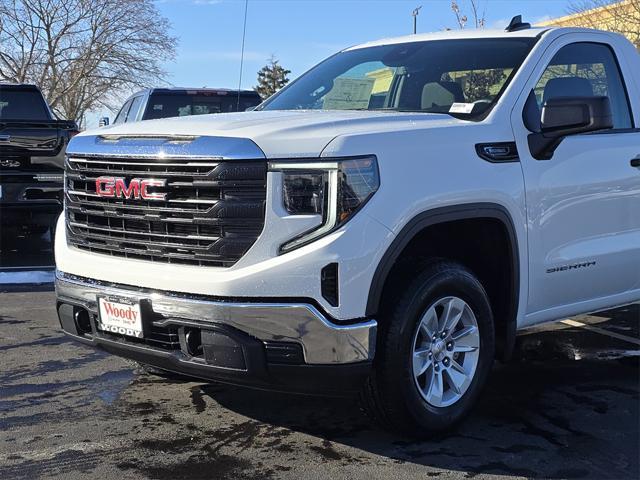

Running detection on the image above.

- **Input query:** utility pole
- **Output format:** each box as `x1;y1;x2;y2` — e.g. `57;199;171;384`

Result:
237;0;249;111
412;5;422;34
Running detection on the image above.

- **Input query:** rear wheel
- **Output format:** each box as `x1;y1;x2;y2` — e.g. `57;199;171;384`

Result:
361;260;495;436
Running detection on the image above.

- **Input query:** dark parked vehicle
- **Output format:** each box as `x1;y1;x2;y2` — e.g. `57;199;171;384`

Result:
103;88;262;126
0;84;78;246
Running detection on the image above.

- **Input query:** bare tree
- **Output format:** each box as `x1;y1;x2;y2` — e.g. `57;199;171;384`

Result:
0;0;177;125
451;0;486;29
566;0;639;49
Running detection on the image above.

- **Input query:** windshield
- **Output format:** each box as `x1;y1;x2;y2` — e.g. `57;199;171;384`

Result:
260;38;536;118
143;92;261;120
0;88;50;121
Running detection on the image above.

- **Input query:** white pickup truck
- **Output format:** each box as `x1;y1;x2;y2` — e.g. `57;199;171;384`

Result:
54;20;640;436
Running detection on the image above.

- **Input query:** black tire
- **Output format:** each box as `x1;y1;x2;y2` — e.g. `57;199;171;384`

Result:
360;260;495;436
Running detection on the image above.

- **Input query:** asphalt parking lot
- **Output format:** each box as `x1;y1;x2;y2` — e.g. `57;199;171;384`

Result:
1;236;639;480
0;284;638;480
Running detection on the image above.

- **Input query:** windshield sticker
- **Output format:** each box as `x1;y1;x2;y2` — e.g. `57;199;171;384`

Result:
449;102;475;114
322;77;375;110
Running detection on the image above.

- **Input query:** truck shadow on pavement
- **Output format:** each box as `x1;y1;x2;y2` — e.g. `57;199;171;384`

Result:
201;354;638;479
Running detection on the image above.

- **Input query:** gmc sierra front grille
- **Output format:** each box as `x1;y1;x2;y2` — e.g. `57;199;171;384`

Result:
64;156;267;267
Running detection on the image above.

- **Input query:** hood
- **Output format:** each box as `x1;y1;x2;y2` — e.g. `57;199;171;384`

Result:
80;110;464;158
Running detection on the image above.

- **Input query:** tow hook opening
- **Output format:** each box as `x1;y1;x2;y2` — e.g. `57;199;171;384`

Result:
57;303;93;337
183;327;203;358
74;308;92;334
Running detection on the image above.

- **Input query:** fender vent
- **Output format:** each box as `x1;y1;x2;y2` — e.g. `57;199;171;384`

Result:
321;263;339;307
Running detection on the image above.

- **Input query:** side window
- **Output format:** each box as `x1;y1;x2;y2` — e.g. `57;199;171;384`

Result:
535;42;633;129
126;96;144;122
114;99;133;125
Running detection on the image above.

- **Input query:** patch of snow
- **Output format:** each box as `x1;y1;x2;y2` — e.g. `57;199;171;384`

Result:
0;270;55;285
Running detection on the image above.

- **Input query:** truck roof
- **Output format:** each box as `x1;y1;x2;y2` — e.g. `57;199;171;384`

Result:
345;26;602;51
0;83;41;90
134;87;259;95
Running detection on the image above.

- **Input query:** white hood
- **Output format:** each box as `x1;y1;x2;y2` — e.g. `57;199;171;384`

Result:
82;110;463;158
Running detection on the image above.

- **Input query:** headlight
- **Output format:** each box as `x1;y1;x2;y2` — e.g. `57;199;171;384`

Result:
270;156;380;252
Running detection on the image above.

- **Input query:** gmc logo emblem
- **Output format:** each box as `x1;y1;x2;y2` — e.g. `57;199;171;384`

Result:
95;177;167;201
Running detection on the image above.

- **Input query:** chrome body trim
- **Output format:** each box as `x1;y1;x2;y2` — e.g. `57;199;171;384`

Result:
66;134;266;161
55;270;376;364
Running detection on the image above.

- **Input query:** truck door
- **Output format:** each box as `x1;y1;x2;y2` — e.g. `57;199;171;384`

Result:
510;36;640;323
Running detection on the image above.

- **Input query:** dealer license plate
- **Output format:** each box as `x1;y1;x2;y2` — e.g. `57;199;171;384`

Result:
98;297;144;338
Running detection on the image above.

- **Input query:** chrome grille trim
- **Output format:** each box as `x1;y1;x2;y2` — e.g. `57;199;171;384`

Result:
67;222;221;241
64;135;267;267
66;134;266;161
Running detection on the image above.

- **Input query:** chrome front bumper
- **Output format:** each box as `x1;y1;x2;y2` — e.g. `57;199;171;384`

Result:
54;271;376;365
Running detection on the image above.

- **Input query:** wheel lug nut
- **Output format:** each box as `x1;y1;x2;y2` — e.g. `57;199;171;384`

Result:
432;335;437;341
446;342;453;351
434;362;439;370
428;351;433;358
443;358;450;366
441;331;447;339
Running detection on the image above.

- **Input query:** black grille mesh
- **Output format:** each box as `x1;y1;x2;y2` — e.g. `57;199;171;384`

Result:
65;156;266;267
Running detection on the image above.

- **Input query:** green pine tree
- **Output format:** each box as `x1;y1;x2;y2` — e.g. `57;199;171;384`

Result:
255;55;291;99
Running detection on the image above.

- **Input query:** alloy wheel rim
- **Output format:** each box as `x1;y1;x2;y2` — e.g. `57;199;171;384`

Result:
411;296;480;408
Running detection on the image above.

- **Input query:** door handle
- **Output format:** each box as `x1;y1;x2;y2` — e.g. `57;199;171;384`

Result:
631;157;640;168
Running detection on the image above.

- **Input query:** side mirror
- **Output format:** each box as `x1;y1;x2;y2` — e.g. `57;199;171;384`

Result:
99;117;110;127
526;95;613;160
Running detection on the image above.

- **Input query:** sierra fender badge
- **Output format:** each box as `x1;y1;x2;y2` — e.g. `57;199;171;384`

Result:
547;261;596;274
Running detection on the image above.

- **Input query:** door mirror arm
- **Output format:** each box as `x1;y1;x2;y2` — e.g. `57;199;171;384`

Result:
523;92;613;160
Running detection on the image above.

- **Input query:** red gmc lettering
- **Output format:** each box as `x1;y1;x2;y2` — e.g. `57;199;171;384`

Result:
115;178;140;199
140;179;166;200
95;177;115;196
94;177;167;200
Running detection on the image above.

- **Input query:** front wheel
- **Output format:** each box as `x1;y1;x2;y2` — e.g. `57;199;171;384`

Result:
360;261;495;436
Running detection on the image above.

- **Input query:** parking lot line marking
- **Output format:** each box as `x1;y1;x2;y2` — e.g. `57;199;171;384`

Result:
561;319;640;347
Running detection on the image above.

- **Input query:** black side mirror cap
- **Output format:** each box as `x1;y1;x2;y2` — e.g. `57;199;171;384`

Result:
541;96;613;135
527;95;613;160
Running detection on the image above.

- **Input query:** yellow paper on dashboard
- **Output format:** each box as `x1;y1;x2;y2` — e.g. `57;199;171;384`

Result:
322;77;375;110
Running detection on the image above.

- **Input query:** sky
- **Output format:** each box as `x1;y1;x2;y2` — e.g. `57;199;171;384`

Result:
90;0;573;127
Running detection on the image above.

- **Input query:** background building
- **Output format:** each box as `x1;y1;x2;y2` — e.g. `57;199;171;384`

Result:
539;0;639;49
